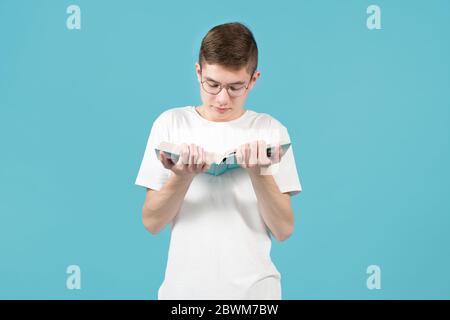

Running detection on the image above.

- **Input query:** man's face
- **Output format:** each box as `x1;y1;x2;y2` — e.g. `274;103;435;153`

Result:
195;62;260;122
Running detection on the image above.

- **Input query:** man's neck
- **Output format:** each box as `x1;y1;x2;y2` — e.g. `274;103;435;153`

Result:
196;105;246;122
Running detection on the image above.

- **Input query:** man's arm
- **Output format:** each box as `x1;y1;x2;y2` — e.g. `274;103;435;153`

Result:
248;172;294;241
142;174;194;235
142;143;211;235
236;140;296;241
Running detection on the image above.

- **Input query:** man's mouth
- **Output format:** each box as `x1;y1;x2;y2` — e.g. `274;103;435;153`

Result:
212;106;231;113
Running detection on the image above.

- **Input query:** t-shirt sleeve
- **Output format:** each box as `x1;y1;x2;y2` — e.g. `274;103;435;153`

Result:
135;111;172;190
268;123;302;196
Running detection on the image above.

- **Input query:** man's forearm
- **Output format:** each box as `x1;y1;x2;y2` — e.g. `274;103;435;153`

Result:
142;173;194;234
248;171;294;241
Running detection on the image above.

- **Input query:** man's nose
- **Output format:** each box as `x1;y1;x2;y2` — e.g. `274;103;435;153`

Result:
216;87;230;105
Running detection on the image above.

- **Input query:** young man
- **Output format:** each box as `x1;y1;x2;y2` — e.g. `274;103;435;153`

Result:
135;22;302;300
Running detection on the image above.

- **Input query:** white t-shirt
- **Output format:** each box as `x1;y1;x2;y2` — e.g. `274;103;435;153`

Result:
135;106;302;300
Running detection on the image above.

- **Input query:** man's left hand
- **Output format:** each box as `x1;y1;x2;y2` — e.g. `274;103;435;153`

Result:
235;140;284;175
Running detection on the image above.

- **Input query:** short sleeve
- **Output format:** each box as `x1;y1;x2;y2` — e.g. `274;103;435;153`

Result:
267;123;302;196
135;111;172;190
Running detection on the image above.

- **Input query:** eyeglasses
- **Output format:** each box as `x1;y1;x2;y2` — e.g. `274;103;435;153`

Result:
200;70;254;98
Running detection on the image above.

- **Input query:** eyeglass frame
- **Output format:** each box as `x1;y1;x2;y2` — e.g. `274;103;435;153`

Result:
199;66;255;97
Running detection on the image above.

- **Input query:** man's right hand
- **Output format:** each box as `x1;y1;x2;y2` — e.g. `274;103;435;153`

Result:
159;143;211;178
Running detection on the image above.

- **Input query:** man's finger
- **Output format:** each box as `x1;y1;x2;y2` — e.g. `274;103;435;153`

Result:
235;149;242;166
258;140;271;166
179;143;189;166
160;151;170;168
249;141;258;166
196;147;204;170
274;144;281;163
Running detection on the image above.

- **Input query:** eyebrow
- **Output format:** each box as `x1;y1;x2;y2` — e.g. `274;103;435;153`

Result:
205;76;246;85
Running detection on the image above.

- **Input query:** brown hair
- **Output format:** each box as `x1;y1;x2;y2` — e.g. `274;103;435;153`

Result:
198;22;258;76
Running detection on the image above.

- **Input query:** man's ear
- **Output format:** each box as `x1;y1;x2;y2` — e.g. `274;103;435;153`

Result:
195;62;202;83
247;70;261;91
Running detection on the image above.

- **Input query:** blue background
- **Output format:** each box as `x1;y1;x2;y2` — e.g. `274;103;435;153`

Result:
1;0;449;299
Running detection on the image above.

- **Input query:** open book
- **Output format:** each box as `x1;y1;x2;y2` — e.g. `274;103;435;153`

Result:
155;140;291;176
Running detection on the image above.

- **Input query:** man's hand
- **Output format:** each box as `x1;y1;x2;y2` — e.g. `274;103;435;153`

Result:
235;140;285;176
159;143;211;178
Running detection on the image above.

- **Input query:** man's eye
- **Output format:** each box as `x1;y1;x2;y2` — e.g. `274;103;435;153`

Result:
208;83;219;88
230;86;243;91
